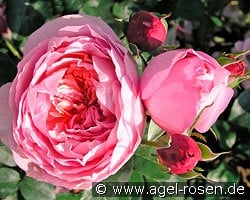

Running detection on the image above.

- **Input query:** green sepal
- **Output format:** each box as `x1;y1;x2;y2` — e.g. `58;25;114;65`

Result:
156;133;171;149
226;49;250;59
147;119;165;141
197;142;230;161
216;49;250;66
178;170;203;179
191;132;207;143
228;73;250;88
194;166;205;172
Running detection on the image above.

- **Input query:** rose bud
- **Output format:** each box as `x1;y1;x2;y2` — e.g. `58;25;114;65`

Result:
126;11;167;51
224;56;246;77
157;134;202;174
140;49;234;134
232;37;250;89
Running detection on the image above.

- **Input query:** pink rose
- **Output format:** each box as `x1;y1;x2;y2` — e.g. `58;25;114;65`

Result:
0;14;145;190
157;134;201;174
140;49;234;134
126;11;167;51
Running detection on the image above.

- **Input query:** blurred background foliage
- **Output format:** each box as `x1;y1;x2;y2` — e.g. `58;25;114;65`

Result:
0;0;250;199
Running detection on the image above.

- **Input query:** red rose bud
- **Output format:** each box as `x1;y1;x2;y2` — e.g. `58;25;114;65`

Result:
157;134;201;174
224;59;246;77
127;11;167;51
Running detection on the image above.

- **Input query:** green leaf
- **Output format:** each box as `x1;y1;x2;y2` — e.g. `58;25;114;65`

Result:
212;120;236;150
0;142;16;167
80;190;97;200
175;0;204;21
216;54;246;66
235;143;250;160
0;167;20;198
230;113;250;130
6;0;47;36
19;177;55;200
216;56;235;66
207;162;239;183
229;90;250;128
2;192;18;200
229;90;250;120
210;16;222;27
0;53;17;85
61;0;82;13
197;143;230;161
196;15;214;48
112;2;137;20
207;0;228;14
80;0;114;24
28;0;53;19
147;119;164;141
103;159;133;183
56;192;82;200
236;90;250;112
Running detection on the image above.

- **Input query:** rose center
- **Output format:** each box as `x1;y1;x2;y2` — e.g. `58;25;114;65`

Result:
45;52;115;133
55;66;98;114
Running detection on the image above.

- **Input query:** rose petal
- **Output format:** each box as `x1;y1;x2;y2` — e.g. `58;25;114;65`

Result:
0;83;13;147
195;86;234;132
24;14;120;55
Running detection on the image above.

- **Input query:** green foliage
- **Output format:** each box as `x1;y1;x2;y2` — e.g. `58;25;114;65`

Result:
212;120;236;150
0;52;17;85
207;162;239;183
6;0;47;36
19;177;56;200
0;167;20;198
80;0;114;24
175;0;205;21
56;192;82;200
112;1;137;20
0;142;16;167
229;90;250;130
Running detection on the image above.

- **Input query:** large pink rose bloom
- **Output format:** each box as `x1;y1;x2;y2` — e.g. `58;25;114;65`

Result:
0;14;145;189
140;49;233;134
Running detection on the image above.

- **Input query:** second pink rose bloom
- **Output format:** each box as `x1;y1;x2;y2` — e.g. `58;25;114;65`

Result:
140;49;234;134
